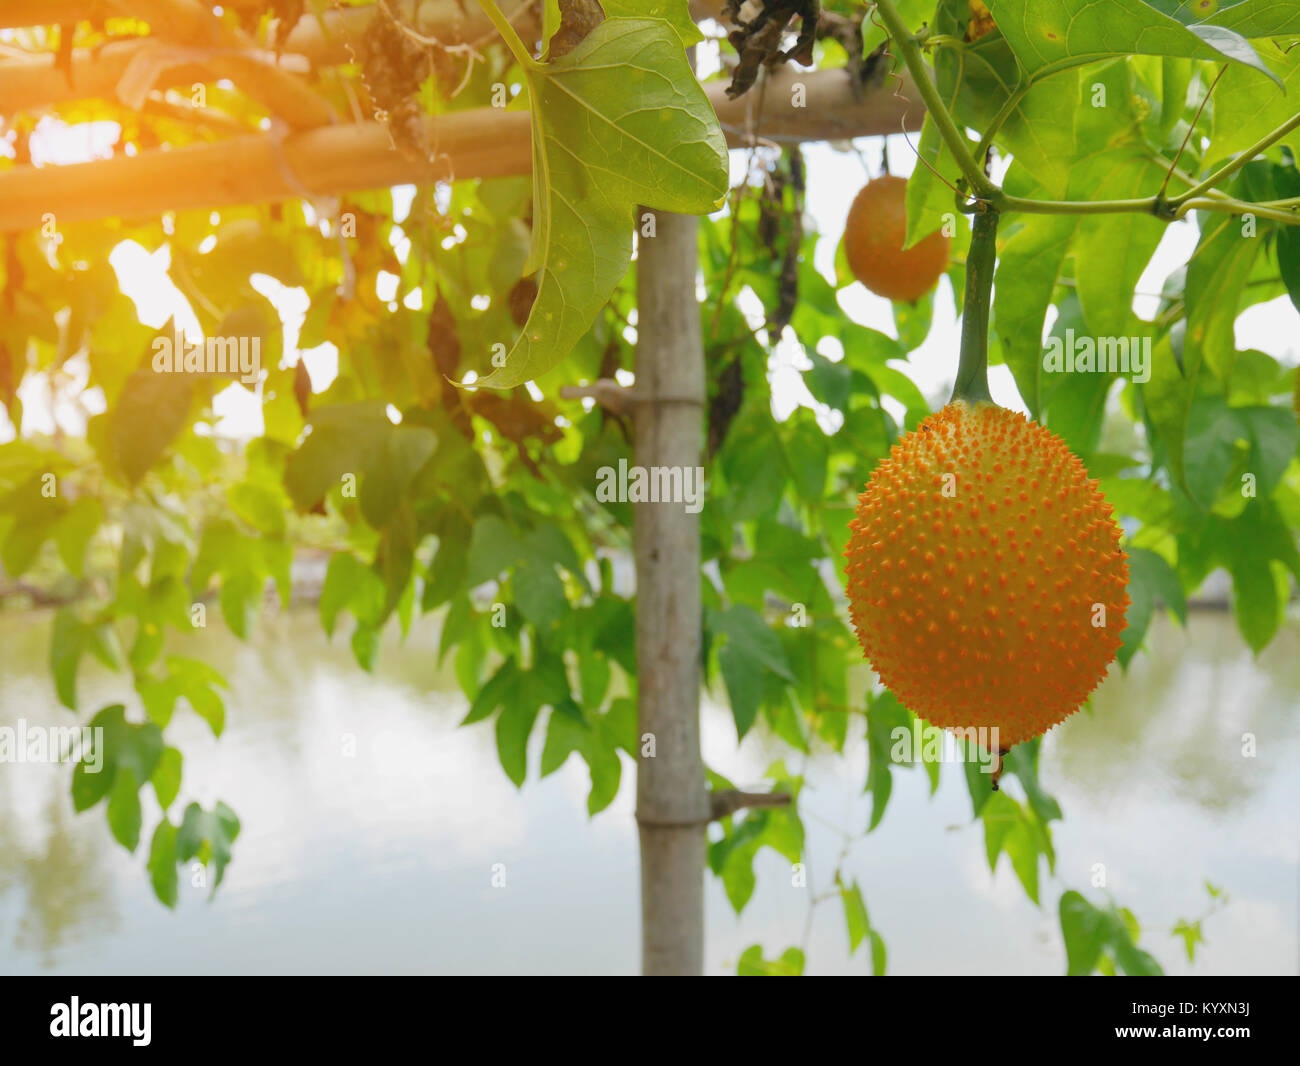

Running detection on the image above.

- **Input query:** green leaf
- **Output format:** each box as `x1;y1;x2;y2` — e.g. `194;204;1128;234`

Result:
54;496;104;577
1059;890;1110;975
1002;738;1064;824
361;426;436;528
50;607;88;710
1147;0;1300;38
841;881;870;954
718;638;762;738
148;819;179;907
472;18;728;387
985;0;1282;86
71;704;164;812
1240;405;1299;494
320;551;386;636
905;104;970;250
710;605;796;681
0;473;66;577
539;709;622;814
1111;926;1164;975
514;560;568;628
865;690;911;831
1172;918;1203;962
1120;547;1187;665
496;693;540;788
720;426;787;522
374;500;418;623
228;481;287;537
1184;397;1246;508
467;514;524;585
175;800;240;896
1142;333;1196;489
982;792;1049;903
152;746;182;811
708;604;796;739
110;367;193;485
602;0;702;46
869;930;888;976
737;944;805;976
168;656;228;736
283;403;392;511
893;290;934;351
351;623;381;671
782;419;829;504
1069;158;1166;339
1185;211;1263;384
1209;37;1300;162
464;658;521;725
994;212;1076;419
1229;541;1280;651
106;767;143;851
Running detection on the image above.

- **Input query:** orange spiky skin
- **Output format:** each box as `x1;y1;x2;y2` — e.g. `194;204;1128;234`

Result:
844;401;1130;749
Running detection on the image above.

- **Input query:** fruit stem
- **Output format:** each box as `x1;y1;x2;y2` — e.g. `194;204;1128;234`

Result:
950;207;998;405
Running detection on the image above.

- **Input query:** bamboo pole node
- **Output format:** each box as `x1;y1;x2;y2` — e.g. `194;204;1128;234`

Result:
559;379;705;414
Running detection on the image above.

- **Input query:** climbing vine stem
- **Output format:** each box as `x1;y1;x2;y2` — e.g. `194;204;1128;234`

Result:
872;0;998;203
950;207;998;405
477;0;537;71
871;0;1300;225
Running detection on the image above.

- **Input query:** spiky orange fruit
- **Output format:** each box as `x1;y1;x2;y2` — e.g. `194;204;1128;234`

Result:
844;401;1130;749
844;175;949;303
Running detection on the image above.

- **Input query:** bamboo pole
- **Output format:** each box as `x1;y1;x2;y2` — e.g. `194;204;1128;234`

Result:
634;207;709;977
0;68;916;232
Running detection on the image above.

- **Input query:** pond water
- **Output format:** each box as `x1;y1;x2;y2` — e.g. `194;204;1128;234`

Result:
0;605;1296;975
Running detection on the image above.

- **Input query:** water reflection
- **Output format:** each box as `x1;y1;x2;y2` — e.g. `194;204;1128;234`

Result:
0;788;117;965
0;605;1295;975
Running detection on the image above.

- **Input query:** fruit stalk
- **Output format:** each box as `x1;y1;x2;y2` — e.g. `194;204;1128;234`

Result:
950;207;998;405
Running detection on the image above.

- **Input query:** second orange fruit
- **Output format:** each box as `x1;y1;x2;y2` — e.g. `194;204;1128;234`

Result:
844;175;949;303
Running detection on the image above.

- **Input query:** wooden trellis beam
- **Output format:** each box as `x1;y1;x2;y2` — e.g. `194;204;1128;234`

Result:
282;0;542;65
0;109;530;232
0;65;918;232
97;0;335;128
2;0;271;30
0;2;558;123
0;0;539;37
0;38;318;123
0;3;766;123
